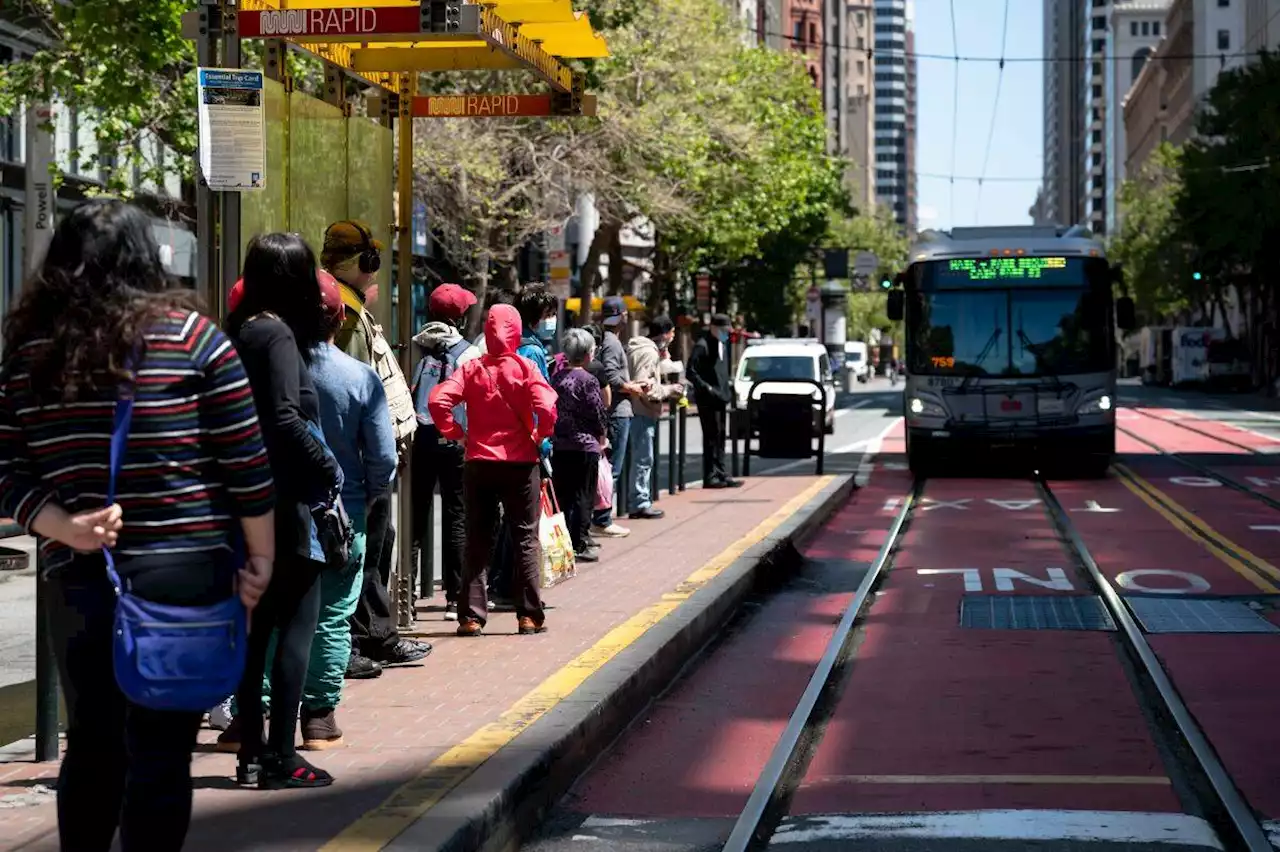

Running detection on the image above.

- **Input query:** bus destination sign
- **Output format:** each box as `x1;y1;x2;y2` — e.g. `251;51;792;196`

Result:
946;256;1068;281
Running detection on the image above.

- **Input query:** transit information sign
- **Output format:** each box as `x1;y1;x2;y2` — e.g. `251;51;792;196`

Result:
239;7;422;40
944;256;1070;282
413;94;597;118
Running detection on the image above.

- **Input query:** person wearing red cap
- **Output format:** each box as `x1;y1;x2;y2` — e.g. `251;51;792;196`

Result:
409;284;480;621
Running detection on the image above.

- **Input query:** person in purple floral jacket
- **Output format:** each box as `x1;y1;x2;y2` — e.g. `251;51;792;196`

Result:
550;328;609;563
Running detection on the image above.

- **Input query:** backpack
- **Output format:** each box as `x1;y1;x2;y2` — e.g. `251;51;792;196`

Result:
351;303;417;446
412;336;472;431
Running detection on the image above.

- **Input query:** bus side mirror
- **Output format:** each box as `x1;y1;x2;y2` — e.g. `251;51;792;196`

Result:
1116;296;1137;332
886;290;904;322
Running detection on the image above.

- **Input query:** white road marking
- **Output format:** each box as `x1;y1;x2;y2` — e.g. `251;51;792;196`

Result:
769;810;1224;848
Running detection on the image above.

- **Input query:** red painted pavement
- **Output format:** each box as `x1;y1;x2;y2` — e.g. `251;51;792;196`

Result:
1137;407;1280;452
564;470;911;818
1120;407;1253;455
790;478;1179;816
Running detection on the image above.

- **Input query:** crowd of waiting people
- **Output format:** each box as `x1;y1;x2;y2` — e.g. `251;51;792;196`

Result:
0;199;741;851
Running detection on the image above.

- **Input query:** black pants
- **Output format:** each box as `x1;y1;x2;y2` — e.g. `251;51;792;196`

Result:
699;403;728;483
48;551;232;852
236;553;324;762
349;490;400;657
411;428;466;603
461;461;544;626
552;449;598;553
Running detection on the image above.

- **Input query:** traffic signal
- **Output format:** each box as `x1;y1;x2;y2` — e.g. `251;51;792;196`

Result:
1192;271;1203;281
880;278;892;290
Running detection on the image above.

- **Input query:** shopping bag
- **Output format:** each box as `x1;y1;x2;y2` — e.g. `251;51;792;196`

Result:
540;480;577;589
595;455;614;511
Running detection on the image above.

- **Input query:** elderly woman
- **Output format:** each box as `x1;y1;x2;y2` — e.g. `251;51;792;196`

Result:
550;328;609;563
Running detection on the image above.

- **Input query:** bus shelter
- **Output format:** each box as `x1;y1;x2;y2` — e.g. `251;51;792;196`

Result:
188;0;607;628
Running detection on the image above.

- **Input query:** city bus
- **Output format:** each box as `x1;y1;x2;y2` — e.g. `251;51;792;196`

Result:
885;225;1136;477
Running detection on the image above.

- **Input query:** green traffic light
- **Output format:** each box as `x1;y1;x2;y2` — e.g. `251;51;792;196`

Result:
1192;271;1203;281
880;278;892;290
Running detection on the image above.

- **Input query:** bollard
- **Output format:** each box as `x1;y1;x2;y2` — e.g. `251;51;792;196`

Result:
668;405;678;496
728;407;740;479
677;406;688;491
34;559;59;762
652;415;661;505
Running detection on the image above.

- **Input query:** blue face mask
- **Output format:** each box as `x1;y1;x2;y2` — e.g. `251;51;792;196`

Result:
717;329;730;342
537;317;558;337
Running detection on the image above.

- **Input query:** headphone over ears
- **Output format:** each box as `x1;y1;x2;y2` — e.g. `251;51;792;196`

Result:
329;220;382;275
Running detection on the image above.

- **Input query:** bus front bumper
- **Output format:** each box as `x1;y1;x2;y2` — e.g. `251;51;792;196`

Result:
907;423;1115;457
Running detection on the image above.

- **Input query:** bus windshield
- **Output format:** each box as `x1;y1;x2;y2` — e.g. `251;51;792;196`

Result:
907;257;1112;377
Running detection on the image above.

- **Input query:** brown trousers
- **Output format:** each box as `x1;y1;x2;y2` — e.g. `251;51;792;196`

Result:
461;460;544;625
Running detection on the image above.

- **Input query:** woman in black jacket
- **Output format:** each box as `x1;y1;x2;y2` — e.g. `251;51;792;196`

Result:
226;233;343;789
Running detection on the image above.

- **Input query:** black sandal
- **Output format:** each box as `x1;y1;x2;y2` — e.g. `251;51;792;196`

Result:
259;753;334;789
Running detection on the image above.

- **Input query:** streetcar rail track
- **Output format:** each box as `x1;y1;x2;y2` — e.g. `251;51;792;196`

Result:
1039;477;1274;852
721;471;1274;852
1128;405;1267;456
1118;408;1280;515
720;477;923;852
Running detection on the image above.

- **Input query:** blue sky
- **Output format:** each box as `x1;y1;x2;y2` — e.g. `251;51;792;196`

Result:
911;0;1043;231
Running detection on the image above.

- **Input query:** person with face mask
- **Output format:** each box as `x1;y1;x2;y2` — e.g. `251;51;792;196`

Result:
625;316;685;519
687;314;742;489
514;283;557;381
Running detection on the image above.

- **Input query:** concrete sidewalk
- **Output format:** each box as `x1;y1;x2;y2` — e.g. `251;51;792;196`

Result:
0;470;855;852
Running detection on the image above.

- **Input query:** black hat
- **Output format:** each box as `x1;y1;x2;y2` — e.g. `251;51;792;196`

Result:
710;313;732;327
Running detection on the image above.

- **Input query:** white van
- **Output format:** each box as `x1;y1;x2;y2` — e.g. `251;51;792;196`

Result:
733;339;836;435
843;341;869;383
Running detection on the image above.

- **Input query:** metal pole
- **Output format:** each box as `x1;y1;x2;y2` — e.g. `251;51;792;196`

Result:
667;402;677;496
728;405;739;479
218;0;241;317
25;88;59;761
678;405;687;491
195;0;220;312
394;71;416;629
651;414;661;505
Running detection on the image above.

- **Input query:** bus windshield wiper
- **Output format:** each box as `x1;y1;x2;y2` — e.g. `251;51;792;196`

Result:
958;328;1001;391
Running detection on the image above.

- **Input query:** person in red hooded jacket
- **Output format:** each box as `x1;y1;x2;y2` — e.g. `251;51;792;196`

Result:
428;304;558;637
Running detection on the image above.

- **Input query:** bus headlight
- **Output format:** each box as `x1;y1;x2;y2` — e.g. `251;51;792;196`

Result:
1077;394;1113;415
908;397;946;418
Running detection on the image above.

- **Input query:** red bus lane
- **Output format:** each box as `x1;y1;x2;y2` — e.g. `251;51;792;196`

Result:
559;465;914;823
1135;406;1280;454
1069;463;1280;824
786;478;1190;838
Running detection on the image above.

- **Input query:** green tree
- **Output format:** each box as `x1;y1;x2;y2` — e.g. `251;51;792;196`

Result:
1109;142;1193;323
829;207;909;341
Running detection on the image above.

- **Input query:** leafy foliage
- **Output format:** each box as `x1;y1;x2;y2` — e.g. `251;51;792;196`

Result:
829;208;909;340
1109;143;1192;322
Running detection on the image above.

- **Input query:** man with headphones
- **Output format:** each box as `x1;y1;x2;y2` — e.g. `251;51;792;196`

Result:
322;220;430;672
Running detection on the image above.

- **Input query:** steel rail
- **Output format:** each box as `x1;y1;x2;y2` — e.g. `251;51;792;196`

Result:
1130;405;1264;456
1038;479;1274;852
720;478;923;852
1117;421;1280;515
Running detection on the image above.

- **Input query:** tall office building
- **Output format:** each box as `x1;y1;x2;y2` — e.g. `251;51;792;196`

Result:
1041;0;1086;229
873;0;916;232
843;2;876;211
1245;0;1280;54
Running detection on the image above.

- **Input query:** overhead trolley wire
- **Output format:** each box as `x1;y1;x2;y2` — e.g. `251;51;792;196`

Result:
918;158;1274;184
948;0;960;227
975;0;1011;223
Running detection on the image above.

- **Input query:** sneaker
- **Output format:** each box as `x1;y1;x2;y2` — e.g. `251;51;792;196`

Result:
591;523;631;538
345;654;383;680
457;618;483;637
444;602;458;621
208;696;234;731
300;707;344;751
628;507;665;520
518;616;548;635
372;638;432;667
575;548;600;563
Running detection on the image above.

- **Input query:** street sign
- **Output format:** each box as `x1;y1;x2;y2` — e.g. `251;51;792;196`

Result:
805;286;821;323
196;68;266;191
854;250;878;277
413;93;597;118
240;6;422;40
823;248;849;280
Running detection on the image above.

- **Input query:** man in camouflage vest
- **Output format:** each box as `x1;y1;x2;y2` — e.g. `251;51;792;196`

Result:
322;220;430;674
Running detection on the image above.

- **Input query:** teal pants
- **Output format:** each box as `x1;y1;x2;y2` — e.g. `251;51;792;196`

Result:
232;516;368;715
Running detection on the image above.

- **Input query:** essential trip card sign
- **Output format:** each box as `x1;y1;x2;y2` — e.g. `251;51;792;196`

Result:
197;68;266;192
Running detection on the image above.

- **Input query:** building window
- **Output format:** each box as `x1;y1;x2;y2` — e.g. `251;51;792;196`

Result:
794;21;803;43
809;22;817;43
856;11;864;27
1093;15;1106;30
856;36;864;49
1218;0;1229;6
1093;62;1103;78
1093;38;1105;52
856;59;865;74
1153;21;1160;35
1092;84;1103;99
1218;29;1230;49
857;84;865;96
1132;46;1152;80
1130;21;1138;36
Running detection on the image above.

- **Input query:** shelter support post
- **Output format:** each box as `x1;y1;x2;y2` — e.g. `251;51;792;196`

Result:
395;71;417;630
218;0;242;316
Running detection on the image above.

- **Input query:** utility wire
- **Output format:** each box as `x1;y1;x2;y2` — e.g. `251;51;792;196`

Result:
918;158;1274;183
975;0;1011;223
948;0;959;228
763;27;1274;65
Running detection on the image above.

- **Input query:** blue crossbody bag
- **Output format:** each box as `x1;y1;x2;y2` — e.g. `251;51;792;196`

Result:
105;377;248;712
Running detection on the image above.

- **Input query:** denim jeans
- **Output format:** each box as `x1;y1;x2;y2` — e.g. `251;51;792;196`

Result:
628;414;657;511
593;415;632;527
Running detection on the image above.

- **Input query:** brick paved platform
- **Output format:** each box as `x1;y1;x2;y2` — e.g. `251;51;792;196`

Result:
0;471;850;852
